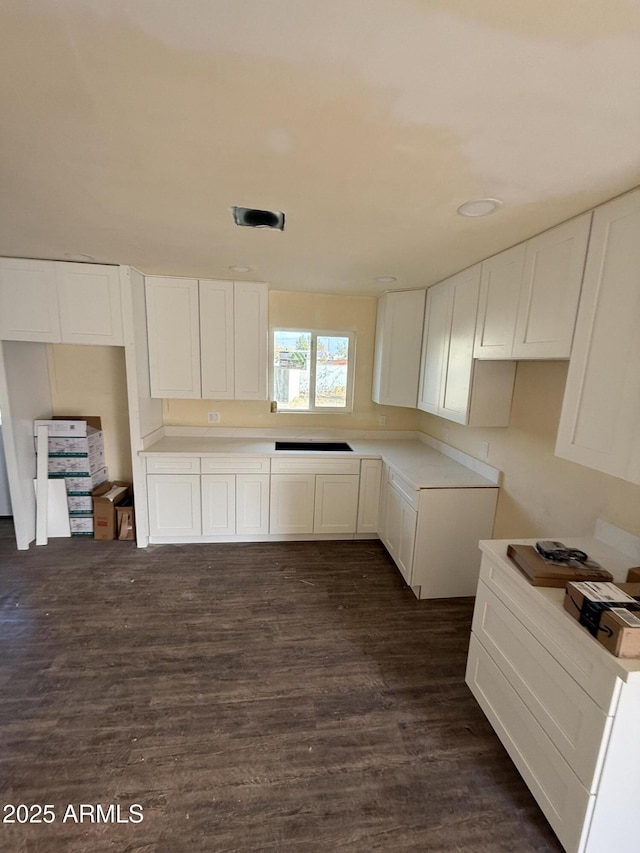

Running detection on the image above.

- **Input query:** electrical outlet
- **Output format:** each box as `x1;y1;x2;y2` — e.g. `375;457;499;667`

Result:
378;415;386;426
480;440;490;459
207;412;220;424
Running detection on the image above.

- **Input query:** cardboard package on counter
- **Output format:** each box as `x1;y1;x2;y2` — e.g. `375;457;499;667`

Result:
92;481;131;540
564;581;640;658
507;544;614;587
626;567;640;583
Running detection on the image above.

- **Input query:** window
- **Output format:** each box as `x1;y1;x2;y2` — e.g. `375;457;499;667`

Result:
272;329;355;413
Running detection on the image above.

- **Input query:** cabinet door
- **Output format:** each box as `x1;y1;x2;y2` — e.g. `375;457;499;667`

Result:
146;276;201;398
236;474;270;535
200;280;234;399
201;474;236;535
269;474;315;534
313;474;359;534
372;289;426;407
384;484;417;585
234;281;268;400
512;213;591;359
55;262;123;345
357;459;382;533
474;245;526;359
556;189;640;483
439;265;481;423
0;258;61;342
417;280;450;414
147;474;202;537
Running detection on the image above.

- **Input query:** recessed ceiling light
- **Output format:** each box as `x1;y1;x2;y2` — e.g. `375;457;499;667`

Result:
375;276;397;284
64;253;95;262
229;265;252;273
457;198;503;217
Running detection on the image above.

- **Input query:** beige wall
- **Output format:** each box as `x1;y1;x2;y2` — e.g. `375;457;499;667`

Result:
47;344;133;482
164;290;419;431
418;360;640;539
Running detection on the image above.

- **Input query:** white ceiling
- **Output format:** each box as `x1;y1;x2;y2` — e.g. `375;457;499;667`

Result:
1;0;640;295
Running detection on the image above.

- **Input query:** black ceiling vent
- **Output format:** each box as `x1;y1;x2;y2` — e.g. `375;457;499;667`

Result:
232;207;285;230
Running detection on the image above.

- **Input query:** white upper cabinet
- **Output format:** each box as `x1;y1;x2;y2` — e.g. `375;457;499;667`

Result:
555;189;640;484
55;262;123;345
418;265;515;426
475;214;591;361
0;258;123;345
146;277;268;400
474;245;526;359
372;289;426;408
512;213;591;359
233;281;268;400
0;258;61;342
146;276;201;399
200;280;234;399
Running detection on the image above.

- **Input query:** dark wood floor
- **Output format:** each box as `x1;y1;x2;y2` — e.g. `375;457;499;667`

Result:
0;518;561;853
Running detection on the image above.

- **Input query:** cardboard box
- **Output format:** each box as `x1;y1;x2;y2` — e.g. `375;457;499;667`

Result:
116;506;136;540
67;494;94;515
33;416;102;438
36;427;104;457
564;581;640;658
51;468;109;496
69;516;94;536
626;567;640;583
92;481;131;540
47;448;106;475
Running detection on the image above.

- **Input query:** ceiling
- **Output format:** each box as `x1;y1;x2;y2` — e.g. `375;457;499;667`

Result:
1;0;640;295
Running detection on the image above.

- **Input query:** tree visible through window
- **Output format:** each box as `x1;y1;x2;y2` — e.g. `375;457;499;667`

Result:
272;329;355;412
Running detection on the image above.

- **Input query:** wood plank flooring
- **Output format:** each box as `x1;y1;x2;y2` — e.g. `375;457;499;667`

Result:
0;519;561;852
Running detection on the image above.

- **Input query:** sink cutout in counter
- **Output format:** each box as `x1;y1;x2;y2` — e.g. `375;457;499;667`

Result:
274;441;353;452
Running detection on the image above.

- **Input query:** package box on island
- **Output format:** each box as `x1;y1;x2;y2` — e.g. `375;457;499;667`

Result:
563;581;640;658
93;482;131;541
33;416;102;438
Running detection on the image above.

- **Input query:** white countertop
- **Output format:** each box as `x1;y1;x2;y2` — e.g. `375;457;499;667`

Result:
140;436;499;490
480;538;640;679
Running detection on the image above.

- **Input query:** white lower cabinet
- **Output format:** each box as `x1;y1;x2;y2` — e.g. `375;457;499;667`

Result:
357;459;382;533
147;474;202;538
236;474;270;535
467;542;640;853
201;474;236;535
269;474;316;534
379;466;498;598
313;474;359;534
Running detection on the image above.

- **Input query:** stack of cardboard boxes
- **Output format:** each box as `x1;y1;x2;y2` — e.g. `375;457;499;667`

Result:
34;417;134;539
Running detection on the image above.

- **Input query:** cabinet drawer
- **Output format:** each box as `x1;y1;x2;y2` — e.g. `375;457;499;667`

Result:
388;468;417;510
473;582;611;790
270;456;360;475
466;636;594;853
480;555;619;712
201;456;270;474
146;456;201;475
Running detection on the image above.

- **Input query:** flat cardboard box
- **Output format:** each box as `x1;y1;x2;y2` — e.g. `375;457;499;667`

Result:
564;581;640;658
507;544;613;587
33;416;102;438
93;481;131;540
116;506;136;541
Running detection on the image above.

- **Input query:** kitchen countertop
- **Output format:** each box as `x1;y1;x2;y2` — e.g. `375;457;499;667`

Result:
141;436;499;490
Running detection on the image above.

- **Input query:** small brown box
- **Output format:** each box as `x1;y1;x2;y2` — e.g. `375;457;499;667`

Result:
597;607;640;658
626;567;640;583
92;481;131;540
116;506;135;541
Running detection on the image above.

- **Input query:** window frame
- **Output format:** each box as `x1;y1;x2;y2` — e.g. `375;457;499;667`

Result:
270;327;356;414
